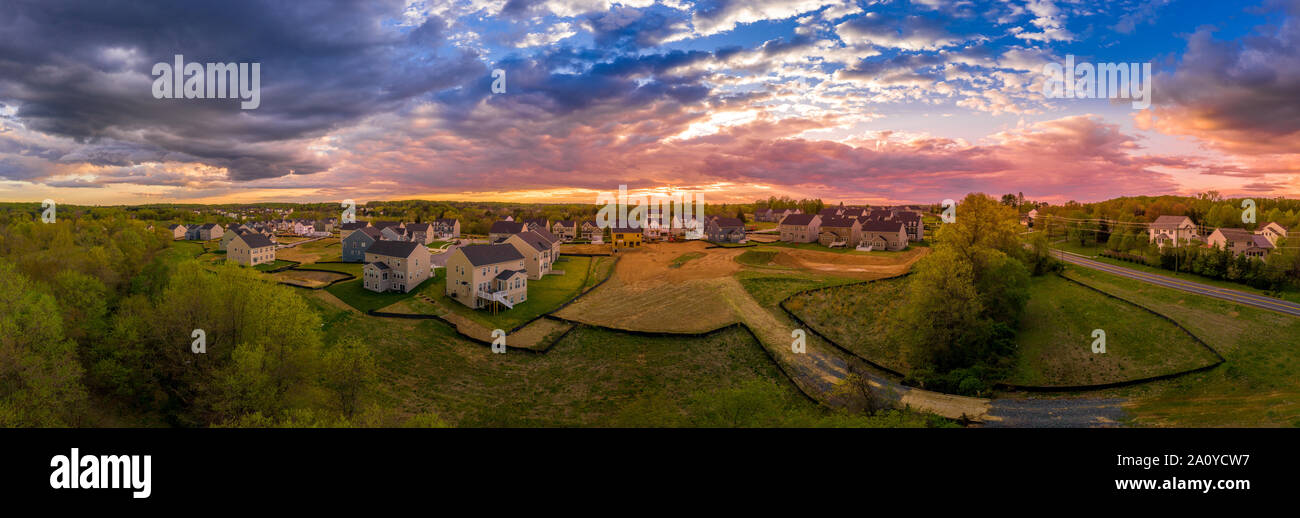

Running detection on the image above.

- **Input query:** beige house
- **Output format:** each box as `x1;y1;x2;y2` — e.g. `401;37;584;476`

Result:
430;218;460;239
444;244;528;309
818;216;860;248
859;220;909;251
1148;215;1199;246
1207;228;1273;259
551;220;578;241
167;224;187;240
405;223;436;244
779;214;821;243
1258;221;1289;245
227;232;276;267
362;240;432;293
502;231;555;279
580;220;603;242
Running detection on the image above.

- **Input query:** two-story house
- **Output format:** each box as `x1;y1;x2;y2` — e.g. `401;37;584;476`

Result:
1148;215;1200;247
227;232;276;267
705;217;746;243
444;244;528;309
778;214;821;243
362;240;432;293
342;227;382;262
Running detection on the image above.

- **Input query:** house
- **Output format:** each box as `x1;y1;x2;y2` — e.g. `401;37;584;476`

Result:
523;218;550;232
611;227;642;248
489;220;527;242
187;223;224;241
444;244;529;309
818;216;860;248
502;231;556;279
342;227;382;262
580;220;603;242
313;220;334;233
551;220;578;242
430;218;460;239
292;220;315;236
219;228;250;251
1207;228;1273;259
405;223;436;244
859;220;909;251
167;224;187;240
757;208;801;222
362;240;432;293
227;232;276;267
893;211;924;242
779;214;821;243
1258;221;1289;245
370;221;403;234
706;217;746;243
339;221;369;240
1148;215;1199;246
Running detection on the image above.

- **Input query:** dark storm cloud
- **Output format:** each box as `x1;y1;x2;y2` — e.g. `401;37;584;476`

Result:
0;0;485;180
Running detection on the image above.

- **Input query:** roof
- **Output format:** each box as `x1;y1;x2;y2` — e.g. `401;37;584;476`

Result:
367;261;390;271
893;211;921;222
495;269;525;280
490;221;527;234
554;220;577;227
345;227;381;242
168;224;185;230
458;244;525;266
432;218;458;225
780;214;818;226
821;215;859;228
236;233;275;248
531;227;560;245
366;240;422;258
340;222;368;230
510;231;553;253
200;223;221;230
1251;235;1275;249
1215;228;1255;241
405;223;432;232
611;227;641;234
1151;215;1193;228
712;217;745;229
371;220;402;230
1261;221;1288;232
861;220;906;233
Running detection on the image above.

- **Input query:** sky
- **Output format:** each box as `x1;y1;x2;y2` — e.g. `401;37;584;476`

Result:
0;0;1298;206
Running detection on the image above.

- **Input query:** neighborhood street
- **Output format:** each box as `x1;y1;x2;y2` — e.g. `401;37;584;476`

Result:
1053;250;1300;318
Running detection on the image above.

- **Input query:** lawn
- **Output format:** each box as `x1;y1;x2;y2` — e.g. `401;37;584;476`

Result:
669;252;705;268
1006;274;1220;387
253;259;296;271
1062;266;1300;427
735;250;778;267
325;264;422;313
426;255;594;330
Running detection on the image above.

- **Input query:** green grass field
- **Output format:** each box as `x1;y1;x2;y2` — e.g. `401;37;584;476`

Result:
784;277;909;371
306;294;941;427
1061;266;1300;427
253;259;296;271
1050;242;1300;304
1006;274;1220;387
735;269;860;307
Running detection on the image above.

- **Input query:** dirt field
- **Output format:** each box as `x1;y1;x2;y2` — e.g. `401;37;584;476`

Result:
767;246;928;279
560;243;613;255
271;268;350;288
277;238;342;263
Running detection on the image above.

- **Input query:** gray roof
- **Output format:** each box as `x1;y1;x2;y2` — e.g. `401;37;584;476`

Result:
511;231;552;253
712;217;745;229
406;223;432;232
459;244;525;266
780;214;817;226
1251;235;1275;249
371;220;402;230
531;227;560;244
366;240;422;258
368;261;390;270
821;215;858;228
237;233;275;248
490;221;526;234
340;222;368;230
1151;215;1193;228
495;269;525;280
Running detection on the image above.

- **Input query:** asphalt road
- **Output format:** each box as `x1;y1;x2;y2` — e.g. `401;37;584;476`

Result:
1053;250;1300;318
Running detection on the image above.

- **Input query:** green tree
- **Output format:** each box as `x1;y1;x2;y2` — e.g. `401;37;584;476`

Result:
0;260;88;426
